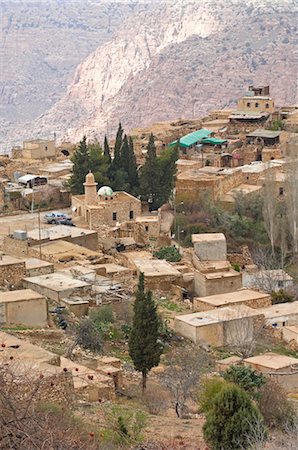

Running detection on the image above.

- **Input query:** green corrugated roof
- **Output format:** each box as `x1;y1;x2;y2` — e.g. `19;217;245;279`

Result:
179;128;213;148
200;137;228;145
167;140;178;148
168;128;213;148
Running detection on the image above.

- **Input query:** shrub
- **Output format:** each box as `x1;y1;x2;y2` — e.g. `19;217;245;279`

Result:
143;384;170;415
271;290;294;304
203;384;267;450
258;379;297;430
103;405;147;445
268;119;284;131
223;365;266;399
153;246;181;262
198;377;227;414
231;263;241;272
90;305;114;324
75;318;103;353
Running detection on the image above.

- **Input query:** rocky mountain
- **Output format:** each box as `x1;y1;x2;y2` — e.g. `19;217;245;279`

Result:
0;0;142;151
1;0;297;151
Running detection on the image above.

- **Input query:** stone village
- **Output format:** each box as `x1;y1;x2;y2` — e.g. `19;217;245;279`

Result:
0;85;297;445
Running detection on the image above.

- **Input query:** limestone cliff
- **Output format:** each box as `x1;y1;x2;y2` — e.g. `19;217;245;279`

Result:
1;0;297;150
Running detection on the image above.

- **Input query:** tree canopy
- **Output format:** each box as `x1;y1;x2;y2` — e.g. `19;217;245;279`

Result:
129;273;163;391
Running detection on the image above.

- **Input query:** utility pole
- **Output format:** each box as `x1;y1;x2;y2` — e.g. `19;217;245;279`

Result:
38;209;42;260
31;187;34;214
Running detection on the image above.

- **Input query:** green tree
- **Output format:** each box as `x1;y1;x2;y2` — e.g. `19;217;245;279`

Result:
103;134;111;164
129;273;163;392
203;384;267;450
69;136;90;194
112;122;123;171
88;141;110;187
127;136;139;195
223;365;266;399
157;145;178;206
140;133;160;210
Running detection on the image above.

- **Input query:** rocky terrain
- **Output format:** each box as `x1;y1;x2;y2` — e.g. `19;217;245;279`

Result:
1;0;297;150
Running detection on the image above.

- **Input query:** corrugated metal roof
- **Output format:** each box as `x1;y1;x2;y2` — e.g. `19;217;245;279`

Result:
246;129;281;139
179;128;212;148
201;137;228;145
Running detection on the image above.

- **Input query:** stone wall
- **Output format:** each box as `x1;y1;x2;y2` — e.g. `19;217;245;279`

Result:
3;236;29;257
193;269;242;297
0;260;26;287
4;297;48;327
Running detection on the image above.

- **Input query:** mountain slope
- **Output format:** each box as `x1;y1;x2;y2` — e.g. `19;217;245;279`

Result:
1;0;297;149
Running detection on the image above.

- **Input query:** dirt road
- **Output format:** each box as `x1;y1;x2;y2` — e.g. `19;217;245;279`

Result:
0;208;71;246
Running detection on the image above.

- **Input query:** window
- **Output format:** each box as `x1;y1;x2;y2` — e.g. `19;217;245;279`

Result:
277;280;284;288
279;187;284;196
255;102;259;108
265;103;269;109
246;176;249;180
145;225;149;232
112;212;117;221
247;102;251;107
45;146;48;151
129;210;134;220
282;321;286;327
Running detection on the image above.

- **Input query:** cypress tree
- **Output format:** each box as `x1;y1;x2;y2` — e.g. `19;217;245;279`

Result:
127;136;139;195
120;134;129;173
103;135;111;164
113;122;123;171
129;273;163;392
69;136;90;194
88;141;110;187
140;133;160;210
203;384;267;450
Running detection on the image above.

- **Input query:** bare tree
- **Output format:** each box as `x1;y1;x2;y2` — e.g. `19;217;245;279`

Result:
226;312;266;358
160;347;210;418
285;136;298;254
263;168;279;255
0;359;99;450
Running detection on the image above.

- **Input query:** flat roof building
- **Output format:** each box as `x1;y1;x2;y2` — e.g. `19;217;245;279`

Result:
244;352;298;392
194;289;271;312
175;305;263;347
0;255;26;287
23;272;91;301
192;233;227;261
134;258;181;291
257;301;298;328
246;129;281;146
0;289;48;327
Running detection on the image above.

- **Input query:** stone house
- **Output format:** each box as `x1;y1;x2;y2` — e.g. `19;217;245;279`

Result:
244;352;298;392
193;289;271;312
23;272;92;302
11;139;56;159
0;255;26;287
3;225;98;257
174;305;264;347
72;173;142;229
237;85;275;114
256;301;298;328
0;289;48;327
